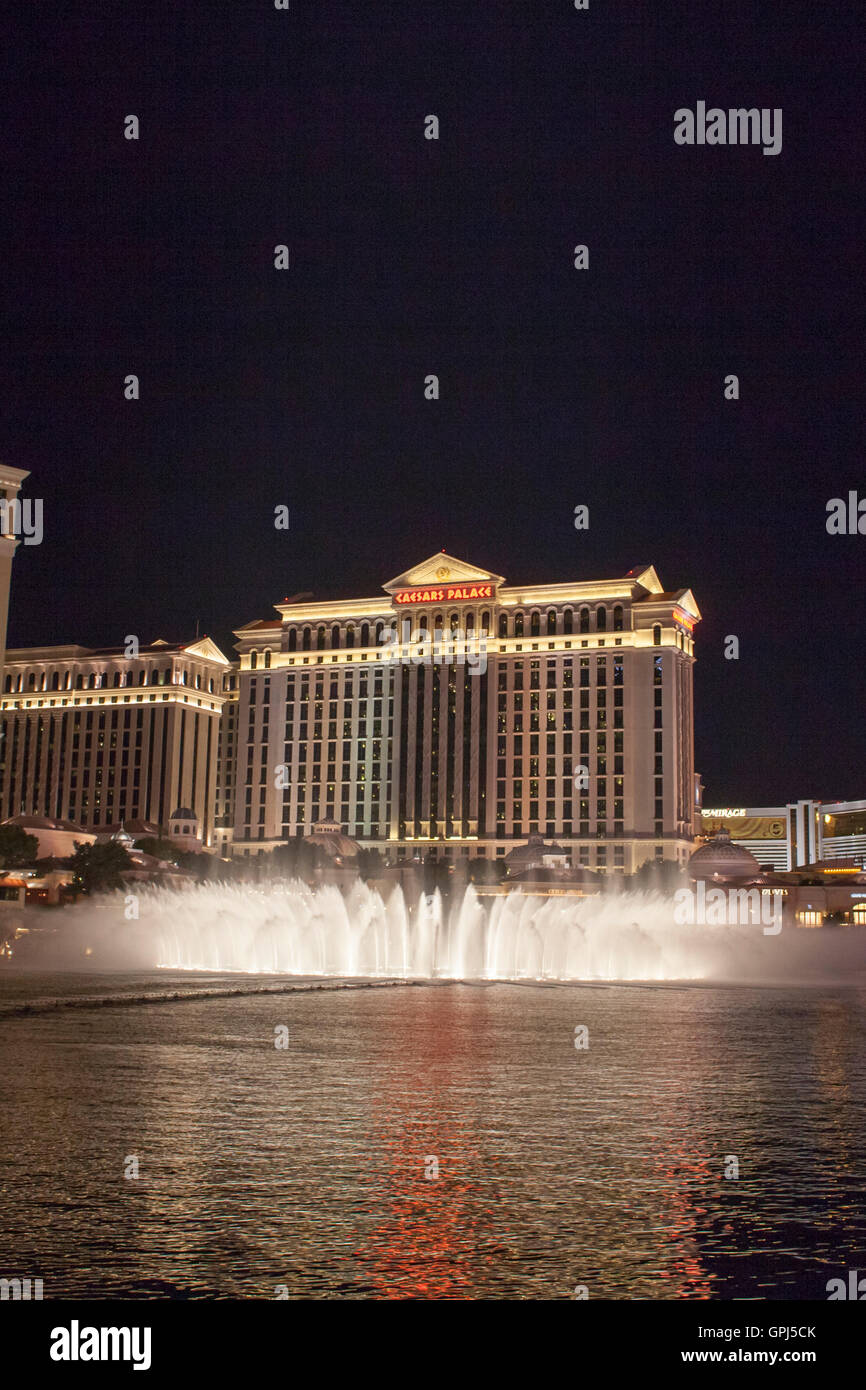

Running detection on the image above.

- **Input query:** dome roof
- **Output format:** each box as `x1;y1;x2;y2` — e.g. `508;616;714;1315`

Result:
305;818;360;859
504;835;569;869
3;814;85;833
689;828;761;880
169;808;196;820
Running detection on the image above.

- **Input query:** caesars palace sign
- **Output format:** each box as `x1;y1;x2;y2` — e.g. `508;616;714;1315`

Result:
393;583;494;605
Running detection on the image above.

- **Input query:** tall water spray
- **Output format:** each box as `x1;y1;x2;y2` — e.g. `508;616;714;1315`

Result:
16;879;866;984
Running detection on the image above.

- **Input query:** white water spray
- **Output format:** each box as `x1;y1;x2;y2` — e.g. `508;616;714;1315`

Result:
14;880;866;984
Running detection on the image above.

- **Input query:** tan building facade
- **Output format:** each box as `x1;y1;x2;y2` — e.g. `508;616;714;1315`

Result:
230;554;701;870
0;638;231;845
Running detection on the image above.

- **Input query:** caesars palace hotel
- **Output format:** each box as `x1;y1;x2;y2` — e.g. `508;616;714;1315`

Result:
0;553;701;872
230;554;699;870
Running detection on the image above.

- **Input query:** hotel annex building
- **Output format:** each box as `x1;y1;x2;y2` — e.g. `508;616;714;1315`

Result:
226;554;701;870
0;639;233;844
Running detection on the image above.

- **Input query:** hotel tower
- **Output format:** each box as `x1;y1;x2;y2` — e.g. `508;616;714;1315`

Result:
0;638;232;843
229;554;700;871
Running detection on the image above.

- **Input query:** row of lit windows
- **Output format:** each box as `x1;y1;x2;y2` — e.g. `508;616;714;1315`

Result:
5;667;217;694
247;606;633;661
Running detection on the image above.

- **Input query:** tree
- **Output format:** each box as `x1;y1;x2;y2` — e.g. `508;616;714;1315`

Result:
633;857;686;894
467;856;506;885
0;823;39;868
270;838;327;877
422;853;451;896
69;840;135;893
356;847;383;877
134;836;180;862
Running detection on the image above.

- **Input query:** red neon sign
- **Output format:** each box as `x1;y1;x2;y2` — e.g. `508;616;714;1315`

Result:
394;583;493;605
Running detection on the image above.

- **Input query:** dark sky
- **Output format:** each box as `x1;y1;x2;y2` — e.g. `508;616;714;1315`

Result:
1;1;863;807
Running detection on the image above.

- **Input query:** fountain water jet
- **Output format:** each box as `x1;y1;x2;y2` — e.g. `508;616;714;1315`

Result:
11;879;866;985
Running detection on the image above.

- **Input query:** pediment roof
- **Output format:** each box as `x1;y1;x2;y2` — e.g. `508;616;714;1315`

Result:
383;552;505;592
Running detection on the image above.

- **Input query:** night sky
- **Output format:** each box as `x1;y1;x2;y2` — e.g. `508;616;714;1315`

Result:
1;1;862;807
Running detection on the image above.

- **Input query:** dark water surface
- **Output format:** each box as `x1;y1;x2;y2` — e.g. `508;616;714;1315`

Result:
0;971;864;1299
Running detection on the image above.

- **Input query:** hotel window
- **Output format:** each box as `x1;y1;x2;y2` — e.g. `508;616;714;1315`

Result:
653;624;661;646
596;607;607;632
498;613;508;638
514;613;524;637
302;627;311;651
613;605;623;632
563;608;573;635
579;607;589;633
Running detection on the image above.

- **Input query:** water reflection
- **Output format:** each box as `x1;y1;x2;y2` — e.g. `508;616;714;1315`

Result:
0;976;863;1298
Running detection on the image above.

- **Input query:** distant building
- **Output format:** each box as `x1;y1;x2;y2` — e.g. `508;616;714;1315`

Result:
504;833;571;874
303;815;361;861
168;806;202;851
213;666;239;858
0;638;231;845
1;813;95;859
700;800;866;870
689;828;761;880
688;828;866;927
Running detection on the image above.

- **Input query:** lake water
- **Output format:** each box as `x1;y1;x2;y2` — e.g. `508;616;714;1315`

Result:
1;969;864;1299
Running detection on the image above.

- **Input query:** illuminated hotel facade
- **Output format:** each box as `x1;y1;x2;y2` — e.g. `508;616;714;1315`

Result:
0;638;233;843
230;554;701;869
700;802;866;871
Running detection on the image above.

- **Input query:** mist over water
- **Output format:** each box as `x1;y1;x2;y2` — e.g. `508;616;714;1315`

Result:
9;880;866;985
